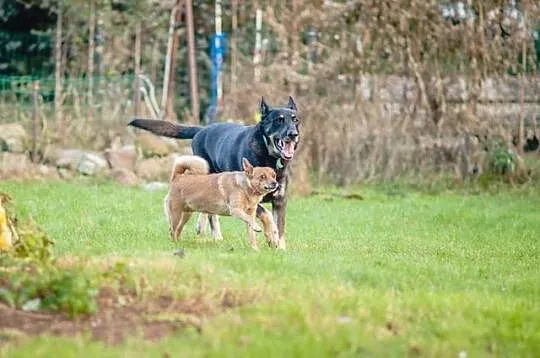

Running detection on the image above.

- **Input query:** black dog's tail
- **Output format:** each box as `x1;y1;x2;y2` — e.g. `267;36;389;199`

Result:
128;119;202;140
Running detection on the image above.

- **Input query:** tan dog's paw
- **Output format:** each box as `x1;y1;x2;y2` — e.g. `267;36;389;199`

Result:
277;236;287;250
267;239;279;249
267;233;280;248
250;244;261;252
250;223;262;232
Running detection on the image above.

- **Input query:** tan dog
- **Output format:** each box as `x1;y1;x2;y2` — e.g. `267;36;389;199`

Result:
164;155;280;250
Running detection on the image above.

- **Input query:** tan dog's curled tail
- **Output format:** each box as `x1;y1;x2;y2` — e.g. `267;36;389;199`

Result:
170;155;210;182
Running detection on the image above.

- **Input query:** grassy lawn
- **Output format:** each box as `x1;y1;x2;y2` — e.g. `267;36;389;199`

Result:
1;181;539;357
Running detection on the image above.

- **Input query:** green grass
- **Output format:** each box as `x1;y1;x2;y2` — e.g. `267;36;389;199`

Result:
1;181;539;357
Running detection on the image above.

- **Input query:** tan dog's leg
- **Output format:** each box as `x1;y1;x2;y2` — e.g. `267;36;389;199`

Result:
256;205;279;248
230;208;262;232
167;198;183;241
173;212;192;241
195;213;208;235
169;211;182;241
208;215;224;241
247;224;259;251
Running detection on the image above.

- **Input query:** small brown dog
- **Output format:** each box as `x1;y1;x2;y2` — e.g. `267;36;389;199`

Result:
164;155;280;250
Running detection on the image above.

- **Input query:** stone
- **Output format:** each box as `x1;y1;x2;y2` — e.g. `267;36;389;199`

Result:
111;168;139;187
0;153;59;181
135;156;173;181
0;123;27;153
76;153;108;176
57;168;73;180
0;153;31;178
136;132;178;158
141;182;168;192
104;145;137;171
54;149;86;169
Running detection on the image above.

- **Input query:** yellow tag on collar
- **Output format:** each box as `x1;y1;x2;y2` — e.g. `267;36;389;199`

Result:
277;159;284;169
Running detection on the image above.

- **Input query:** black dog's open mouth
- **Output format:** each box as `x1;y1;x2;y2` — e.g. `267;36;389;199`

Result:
274;138;296;160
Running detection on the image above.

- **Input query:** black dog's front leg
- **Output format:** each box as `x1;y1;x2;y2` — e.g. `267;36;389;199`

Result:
271;175;288;250
272;199;287;250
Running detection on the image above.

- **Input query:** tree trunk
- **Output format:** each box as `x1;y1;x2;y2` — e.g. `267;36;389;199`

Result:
150;41;159;84
230;0;238;92
165;0;183;122
185;0;199;123
253;8;263;83
31;81;40;163
54;4;63;134
288;0;298;96
134;20;142;117
161;5;178;119
88;0;96;117
95;15;104;77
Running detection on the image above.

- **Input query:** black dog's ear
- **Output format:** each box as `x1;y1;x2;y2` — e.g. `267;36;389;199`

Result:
260;97;270;117
242;157;254;176
287;96;297;111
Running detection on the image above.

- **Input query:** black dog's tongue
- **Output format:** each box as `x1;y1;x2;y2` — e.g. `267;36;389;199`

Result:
283;141;295;159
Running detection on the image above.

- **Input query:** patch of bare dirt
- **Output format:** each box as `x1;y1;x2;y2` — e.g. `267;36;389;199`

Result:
0;286;250;345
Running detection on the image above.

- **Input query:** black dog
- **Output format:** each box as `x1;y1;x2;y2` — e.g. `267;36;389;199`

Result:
128;97;300;249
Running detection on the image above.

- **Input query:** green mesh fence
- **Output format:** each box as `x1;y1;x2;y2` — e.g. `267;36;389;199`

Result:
0;74;138;127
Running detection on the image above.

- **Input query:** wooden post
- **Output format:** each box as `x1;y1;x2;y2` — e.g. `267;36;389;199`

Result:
165;0;183;121
289;0;298;96
230;0;238;92
32;81;40;163
88;0;95;113
253;8;263;82
134;20;142;117
161;5;178;119
185;0;200;123
518;12;527;155
54;3;63;131
150;42;159;84
95;15;104;77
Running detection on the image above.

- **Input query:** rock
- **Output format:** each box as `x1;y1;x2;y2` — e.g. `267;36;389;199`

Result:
142;182;168;192
104;145;138;171
53;149;107;176
0;123;27;153
54;149;86;169
136;132;178;158
57;168;73;180
0;153;31;178
173;248;185;258
109;135;124;151
135;156;171;181
336;316;353;325
0;153;59;181
38;165;53;177
77;153;108;176
111;168;139;187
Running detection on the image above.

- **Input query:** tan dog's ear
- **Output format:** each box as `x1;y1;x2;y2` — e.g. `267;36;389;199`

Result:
242;158;254;176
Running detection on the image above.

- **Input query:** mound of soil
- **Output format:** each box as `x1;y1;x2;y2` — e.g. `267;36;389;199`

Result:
0;287;247;345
